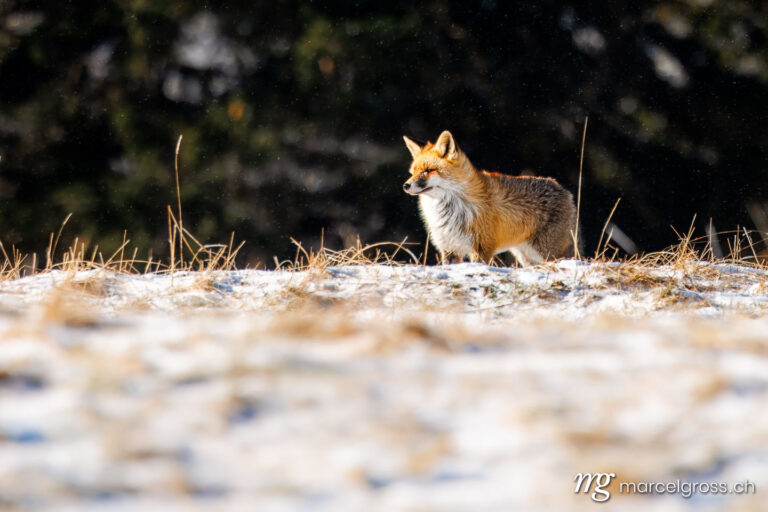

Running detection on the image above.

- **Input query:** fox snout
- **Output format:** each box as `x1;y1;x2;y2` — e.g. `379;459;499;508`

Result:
403;177;429;195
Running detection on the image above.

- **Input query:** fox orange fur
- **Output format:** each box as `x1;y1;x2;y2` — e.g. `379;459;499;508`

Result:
402;130;577;266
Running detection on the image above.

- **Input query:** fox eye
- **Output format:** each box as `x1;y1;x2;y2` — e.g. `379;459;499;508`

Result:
423;168;437;176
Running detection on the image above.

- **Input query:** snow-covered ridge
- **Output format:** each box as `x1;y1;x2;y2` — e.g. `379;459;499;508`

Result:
1;261;767;511
2;259;767;318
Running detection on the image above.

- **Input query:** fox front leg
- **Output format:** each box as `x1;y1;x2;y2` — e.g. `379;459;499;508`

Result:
441;252;463;264
470;245;495;265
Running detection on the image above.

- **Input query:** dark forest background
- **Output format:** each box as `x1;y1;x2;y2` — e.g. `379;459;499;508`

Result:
1;1;767;265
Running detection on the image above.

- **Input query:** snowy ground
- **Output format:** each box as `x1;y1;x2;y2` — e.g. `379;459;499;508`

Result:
1;260;768;511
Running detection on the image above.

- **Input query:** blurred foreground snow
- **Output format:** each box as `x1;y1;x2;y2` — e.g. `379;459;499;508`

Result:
1;261;767;511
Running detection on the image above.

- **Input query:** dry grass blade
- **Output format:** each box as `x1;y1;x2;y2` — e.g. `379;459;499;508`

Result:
593;198;621;261
572;116;588;259
706;219;723;261
174;134;184;268
742;226;760;263
0;242;26;280
46;213;72;270
168;205;177;274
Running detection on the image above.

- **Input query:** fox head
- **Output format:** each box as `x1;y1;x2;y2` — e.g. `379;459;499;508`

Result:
402;130;472;197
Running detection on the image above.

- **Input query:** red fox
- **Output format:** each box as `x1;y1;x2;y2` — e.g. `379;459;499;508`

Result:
402;130;577;266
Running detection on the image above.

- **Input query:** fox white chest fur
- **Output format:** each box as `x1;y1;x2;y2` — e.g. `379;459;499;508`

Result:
418;186;476;258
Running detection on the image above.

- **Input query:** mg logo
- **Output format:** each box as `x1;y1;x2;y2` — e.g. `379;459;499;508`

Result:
574;472;616;502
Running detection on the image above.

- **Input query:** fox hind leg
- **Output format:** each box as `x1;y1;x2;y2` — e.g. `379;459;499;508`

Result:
509;242;544;267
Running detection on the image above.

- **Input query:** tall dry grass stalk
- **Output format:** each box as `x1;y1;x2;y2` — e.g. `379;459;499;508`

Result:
173;134;184;270
571;116;588;259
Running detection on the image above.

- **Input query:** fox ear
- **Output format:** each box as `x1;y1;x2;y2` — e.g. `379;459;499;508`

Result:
434;130;458;159
403;135;422;158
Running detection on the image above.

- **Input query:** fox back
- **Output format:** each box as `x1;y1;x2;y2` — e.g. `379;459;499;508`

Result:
402;130;577;266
